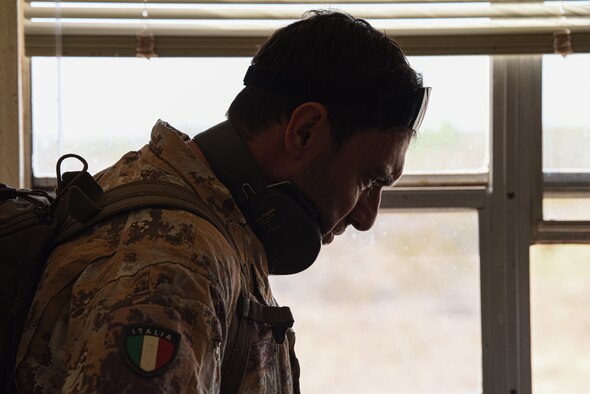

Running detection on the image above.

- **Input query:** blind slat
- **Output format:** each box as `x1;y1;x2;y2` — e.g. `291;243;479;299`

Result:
24;19;590;37
25;0;543;3
24;3;590;20
24;32;590;56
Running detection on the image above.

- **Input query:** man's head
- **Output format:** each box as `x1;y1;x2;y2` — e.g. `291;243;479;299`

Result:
226;11;426;244
228;10;424;145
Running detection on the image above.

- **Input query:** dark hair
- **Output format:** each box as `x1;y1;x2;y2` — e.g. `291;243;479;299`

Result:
227;10;422;147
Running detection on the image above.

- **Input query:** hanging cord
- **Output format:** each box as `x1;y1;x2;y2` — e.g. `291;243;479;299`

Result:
553;0;573;57
136;0;158;58
55;0;64;159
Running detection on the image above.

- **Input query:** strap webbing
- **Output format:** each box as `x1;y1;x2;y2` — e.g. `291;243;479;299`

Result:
220;294;252;394
53;180;235;250
219;295;295;392
241;297;294;344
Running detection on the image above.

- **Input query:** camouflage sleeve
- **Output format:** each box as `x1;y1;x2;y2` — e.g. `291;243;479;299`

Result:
58;210;241;393
62;264;224;393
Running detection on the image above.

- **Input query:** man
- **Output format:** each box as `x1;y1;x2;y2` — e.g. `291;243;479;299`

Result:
16;10;428;393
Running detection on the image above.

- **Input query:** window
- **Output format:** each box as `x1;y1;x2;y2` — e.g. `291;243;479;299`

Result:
542;54;590;173
271;211;481;393
10;2;590;393
403;56;490;174
533;52;590;392
31;54;489;390
31;55;491;178
31;57;251;177
542;53;590;221
531;245;590;393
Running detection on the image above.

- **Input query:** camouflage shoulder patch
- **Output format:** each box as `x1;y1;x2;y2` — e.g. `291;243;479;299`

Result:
123;325;181;377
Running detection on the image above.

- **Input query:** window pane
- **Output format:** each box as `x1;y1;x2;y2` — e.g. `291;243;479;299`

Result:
31;57;250;176
544;197;590;221
271;211;482;394
531;245;590;393
543;54;590;172
32;56;490;178
404;56;490;174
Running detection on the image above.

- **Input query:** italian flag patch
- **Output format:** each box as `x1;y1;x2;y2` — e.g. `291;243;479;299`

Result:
124;325;180;377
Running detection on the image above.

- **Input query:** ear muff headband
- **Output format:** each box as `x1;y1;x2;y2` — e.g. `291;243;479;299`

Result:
194;121;265;205
193;121;322;275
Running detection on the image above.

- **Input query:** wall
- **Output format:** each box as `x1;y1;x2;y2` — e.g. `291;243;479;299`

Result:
0;0;30;188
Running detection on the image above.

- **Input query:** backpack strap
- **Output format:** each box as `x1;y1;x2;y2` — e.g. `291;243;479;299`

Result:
53;180;235;250
220;294;253;394
242;298;294;344
220;293;295;394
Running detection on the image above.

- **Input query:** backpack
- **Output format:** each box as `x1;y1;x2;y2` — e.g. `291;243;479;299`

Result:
0;154;294;393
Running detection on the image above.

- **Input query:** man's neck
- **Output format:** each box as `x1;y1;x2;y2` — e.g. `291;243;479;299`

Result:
188;124;287;184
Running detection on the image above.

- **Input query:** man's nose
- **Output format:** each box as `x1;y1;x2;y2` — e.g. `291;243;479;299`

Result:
349;189;381;232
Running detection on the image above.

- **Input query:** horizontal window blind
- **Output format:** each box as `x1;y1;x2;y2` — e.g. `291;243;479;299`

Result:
24;1;590;56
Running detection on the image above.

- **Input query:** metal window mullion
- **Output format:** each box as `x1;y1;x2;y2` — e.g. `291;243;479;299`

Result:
515;54;542;394
536;220;590;243
544;172;590;192
480;54;541;394
479;56;511;394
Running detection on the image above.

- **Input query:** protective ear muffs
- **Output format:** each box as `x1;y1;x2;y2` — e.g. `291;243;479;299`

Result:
193;121;322;275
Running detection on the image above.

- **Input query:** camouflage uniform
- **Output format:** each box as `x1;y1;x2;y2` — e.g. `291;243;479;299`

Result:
16;121;300;393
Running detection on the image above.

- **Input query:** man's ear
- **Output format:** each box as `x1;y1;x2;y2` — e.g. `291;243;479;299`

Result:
283;102;331;158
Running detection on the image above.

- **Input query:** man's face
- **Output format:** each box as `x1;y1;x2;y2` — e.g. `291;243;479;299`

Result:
291;128;411;245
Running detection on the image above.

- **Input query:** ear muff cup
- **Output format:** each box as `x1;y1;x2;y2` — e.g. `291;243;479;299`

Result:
242;187;322;275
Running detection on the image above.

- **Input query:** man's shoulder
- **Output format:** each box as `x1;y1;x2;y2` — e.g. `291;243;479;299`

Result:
96;148;190;191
